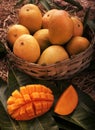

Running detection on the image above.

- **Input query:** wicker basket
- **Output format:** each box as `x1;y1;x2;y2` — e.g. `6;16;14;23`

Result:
4;25;95;80
3;0;95;80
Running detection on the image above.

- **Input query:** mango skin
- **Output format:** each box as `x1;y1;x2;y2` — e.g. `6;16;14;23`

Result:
48;10;74;45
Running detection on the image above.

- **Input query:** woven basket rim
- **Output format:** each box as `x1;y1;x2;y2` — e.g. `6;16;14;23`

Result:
5;40;94;67
4;22;95;80
4;25;95;67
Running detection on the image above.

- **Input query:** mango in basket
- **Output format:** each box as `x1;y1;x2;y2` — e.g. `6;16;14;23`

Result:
48;10;74;45
13;34;40;63
7;24;30;46
42;9;58;29
33;29;51;52
7;84;54;120
18;4;42;34
38;45;69;65
65;36;90;56
71;16;83;36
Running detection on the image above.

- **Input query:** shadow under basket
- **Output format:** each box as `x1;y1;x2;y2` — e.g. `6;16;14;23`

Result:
5;26;95;80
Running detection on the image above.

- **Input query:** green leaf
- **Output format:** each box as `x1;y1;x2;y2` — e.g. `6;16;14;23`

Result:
29;112;59;130
0;80;21;130
30;0;83;11
83;7;91;32
1;66;95;130
39;0;52;11
5;66;34;98
71;104;95;130
71;88;95;130
87;20;95;31
16;0;25;6
54;115;84;130
38;112;59;130
29;0;37;4
54;86;95;130
0;42;7;59
64;0;83;10
0;67;59;130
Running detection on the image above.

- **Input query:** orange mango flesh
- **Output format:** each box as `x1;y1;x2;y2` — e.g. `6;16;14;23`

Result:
7;84;54;120
54;85;78;115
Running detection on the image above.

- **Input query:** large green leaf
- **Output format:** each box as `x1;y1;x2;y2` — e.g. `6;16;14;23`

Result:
64;0;83;10
53;85;95;130
0;79;21;130
0;42;7;59
71;88;95;130
6;67;34;98
0;66;95;130
0;67;59;130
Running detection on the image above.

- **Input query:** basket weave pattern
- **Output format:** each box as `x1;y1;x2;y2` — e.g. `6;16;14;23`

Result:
2;0;95;80
5;25;95;80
